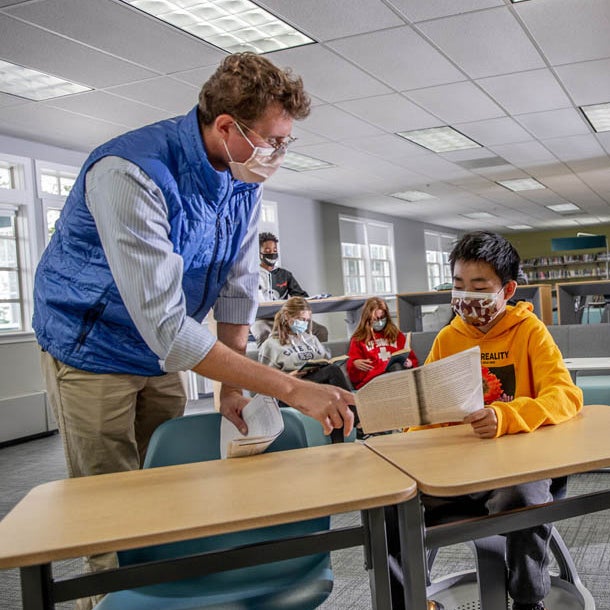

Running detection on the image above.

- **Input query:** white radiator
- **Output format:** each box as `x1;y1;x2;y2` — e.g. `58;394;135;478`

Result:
0;392;53;443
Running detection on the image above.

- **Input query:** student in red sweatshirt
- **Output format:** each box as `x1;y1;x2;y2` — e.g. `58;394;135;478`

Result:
346;296;418;390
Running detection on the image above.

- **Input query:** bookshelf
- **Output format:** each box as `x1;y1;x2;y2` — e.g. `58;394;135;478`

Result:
522;253;610;284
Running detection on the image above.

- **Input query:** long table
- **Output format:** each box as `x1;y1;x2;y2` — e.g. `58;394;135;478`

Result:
0;443;416;610
365;404;610;609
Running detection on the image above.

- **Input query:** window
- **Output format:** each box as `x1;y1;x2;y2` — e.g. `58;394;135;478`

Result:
339;217;395;295
36;162;78;243
259;200;279;237
425;231;456;290
0;207;22;332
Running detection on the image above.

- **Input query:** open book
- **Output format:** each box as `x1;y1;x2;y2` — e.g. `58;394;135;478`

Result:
298;354;349;372
220;394;284;458
384;347;413;371
355;346;483;433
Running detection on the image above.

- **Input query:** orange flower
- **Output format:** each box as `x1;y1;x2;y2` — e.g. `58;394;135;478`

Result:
482;367;503;404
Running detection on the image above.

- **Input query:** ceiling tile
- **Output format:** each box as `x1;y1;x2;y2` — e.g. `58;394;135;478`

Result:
0;91;29;109
268;45;391;103
488;141;558;167
476;69;572;115
555;59;610;107
517;0;610;65
255;0;404;41
0;14;156;88
516;108;591;140
456;117;533;146
542;134;606;163
328;26;465;91
108;78;199;114
337;93;441;132
300;105;385;140
405;81;504;124
6;0;225;74
43;91;170;128
387;0;504;22
342;133;433;161
418;7;545;79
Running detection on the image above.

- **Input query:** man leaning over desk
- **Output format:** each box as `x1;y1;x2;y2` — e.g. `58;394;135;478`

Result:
387;231;582;610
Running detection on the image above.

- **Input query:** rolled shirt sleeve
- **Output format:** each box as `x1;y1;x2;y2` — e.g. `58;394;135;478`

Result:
85;156;216;373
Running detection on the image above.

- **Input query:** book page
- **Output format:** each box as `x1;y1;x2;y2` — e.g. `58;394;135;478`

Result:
417;346;483;425
220;394;284;459
354;370;420;433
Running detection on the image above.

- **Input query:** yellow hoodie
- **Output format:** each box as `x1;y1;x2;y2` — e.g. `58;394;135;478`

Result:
425;301;582;437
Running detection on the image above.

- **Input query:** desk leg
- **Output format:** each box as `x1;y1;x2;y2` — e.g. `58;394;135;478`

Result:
363;507;392;610
397;496;428;610
21;564;54;609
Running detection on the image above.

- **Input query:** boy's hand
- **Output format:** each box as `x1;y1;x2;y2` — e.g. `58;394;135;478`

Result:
464;407;498;439
403;358;413;369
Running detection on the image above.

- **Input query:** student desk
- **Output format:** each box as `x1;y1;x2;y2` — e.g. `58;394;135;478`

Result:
0;443;416;610
365;405;610;609
563;357;610;376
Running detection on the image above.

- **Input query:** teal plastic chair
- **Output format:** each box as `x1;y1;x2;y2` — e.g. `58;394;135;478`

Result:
93;410;333;610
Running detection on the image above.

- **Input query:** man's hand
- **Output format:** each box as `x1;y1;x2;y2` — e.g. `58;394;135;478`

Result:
464;407;498;439
353;358;374;372
283;381;355;437
219;387;250;435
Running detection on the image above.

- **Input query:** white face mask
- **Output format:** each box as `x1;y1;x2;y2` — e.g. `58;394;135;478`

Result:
223;126;285;183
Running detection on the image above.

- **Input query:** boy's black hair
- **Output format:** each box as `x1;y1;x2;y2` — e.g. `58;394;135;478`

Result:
449;231;520;285
259;232;278;248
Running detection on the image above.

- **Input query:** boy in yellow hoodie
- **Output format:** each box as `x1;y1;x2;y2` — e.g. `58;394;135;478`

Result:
415;231;581;610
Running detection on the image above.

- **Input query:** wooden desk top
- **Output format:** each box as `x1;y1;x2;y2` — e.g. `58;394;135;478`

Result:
0;443;416;570
366;405;610;497
563;357;610;371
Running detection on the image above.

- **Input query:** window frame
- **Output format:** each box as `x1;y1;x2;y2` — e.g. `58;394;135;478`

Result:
425;230;457;290
339;215;396;296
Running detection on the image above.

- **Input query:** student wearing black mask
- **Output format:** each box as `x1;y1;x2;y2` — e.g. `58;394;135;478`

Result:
251;232;329;346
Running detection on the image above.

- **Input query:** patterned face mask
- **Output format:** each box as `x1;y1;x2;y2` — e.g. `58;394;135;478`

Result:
451;288;504;327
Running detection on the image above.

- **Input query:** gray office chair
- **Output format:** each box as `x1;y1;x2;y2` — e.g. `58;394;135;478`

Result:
388;477;595;610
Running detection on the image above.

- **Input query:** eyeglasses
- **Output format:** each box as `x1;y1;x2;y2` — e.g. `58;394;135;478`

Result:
234;121;297;154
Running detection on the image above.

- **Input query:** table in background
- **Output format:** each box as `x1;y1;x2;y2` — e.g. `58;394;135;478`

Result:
396;284;553;332
563;357;610;381
257;295;374;335
365;405;610;609
0;443;416;610
556;280;610;324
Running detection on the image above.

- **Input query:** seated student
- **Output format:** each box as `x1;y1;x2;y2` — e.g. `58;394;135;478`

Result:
251;232;329;347
346;296;418;390
258;297;351;441
386;231;583;610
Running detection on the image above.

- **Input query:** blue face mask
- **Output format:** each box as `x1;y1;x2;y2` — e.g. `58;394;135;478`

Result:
372;318;387;332
290;319;309;334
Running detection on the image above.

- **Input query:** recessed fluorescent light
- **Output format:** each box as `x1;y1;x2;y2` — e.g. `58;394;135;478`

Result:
547;203;581;213
123;0;314;53
389;190;437;202
462;212;496;220
281;152;334;172
510;0;530;3
396;126;481;153
506;224;533;230
0;60;91;101
497;178;546;191
580;102;610;133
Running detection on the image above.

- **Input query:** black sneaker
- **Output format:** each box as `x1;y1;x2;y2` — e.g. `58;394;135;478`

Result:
512;602;546;610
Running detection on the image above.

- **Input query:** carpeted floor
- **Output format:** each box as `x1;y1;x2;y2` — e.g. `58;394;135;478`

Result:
1;402;610;610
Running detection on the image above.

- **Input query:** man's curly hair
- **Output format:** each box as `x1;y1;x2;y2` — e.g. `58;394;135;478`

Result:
259;232;278;248
199;52;311;125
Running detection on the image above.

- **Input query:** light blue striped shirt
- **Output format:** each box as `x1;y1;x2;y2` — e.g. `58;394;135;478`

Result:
85;156;261;373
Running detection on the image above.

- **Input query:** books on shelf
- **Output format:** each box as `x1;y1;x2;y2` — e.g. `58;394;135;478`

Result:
354;346;483;434
220;394;284;459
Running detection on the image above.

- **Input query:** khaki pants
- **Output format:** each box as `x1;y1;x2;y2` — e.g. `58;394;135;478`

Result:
40;350;187;609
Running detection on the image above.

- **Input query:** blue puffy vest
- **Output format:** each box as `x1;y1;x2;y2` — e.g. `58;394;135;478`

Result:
33;107;259;375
